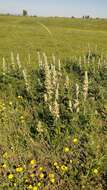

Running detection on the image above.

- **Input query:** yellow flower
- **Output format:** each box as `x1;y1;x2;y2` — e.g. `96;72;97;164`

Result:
93;169;98;174
8;174;14;180
20;116;24;120
9;101;12;106
17;96;23;99
64;147;70;153
2;163;7;168
56;165;60;169
20;116;25;123
28;185;33;189
30;159;36;165
61;165;68;172
3;152;8;158
25;179;29;183
30;173;35;178
50;178;55;183
54;162;59;169
37;182;41;187
39;173;44;179
48;173;55;183
53;162;58;166
33;187;38;190
39;166;44;171
48;173;55;179
73;138;78;144
16;167;23;172
14;183;17;187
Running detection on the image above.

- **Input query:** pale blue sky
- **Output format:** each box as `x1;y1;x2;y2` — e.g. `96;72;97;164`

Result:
0;0;107;18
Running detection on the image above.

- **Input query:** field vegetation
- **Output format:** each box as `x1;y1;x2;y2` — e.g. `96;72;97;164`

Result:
0;16;107;190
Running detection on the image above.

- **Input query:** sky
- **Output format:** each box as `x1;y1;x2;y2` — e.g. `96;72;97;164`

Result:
0;0;107;18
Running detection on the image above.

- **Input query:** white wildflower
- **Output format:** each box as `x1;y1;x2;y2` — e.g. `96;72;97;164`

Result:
83;71;88;101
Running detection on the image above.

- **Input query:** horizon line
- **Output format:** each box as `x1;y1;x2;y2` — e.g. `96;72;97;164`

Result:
0;11;107;19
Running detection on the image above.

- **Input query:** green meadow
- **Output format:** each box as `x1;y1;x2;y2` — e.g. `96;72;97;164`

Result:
0;16;107;190
0;16;107;60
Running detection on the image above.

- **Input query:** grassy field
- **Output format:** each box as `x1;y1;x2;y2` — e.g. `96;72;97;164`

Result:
0;16;107;190
0;16;107;60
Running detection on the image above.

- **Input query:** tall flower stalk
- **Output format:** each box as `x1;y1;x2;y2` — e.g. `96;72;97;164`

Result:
10;52;15;70
16;54;22;70
73;83;79;113
2;57;6;76
22;69;30;93
43;52;52;102
83;71;89;101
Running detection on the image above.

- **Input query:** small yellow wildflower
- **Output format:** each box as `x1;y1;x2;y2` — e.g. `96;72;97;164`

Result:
20;116;25;123
14;183;17;187
48;173;55;179
54;162;57;166
3;152;8;158
54;162;59;169
8;174;14;180
20;116;24;120
30;159;36;165
39;166;44;171
73;138;78;144
25;179;29;183
61;165;68;172
93;169;98;174
2;163;7;168
39;173;44;179
9;101;12;106
28;185;33;189
17;96;23;99
64;147;70;153
16;167;23;172
49;173;55;183
33;187;38;190
50;178;55;183
37;182;41;187
56;165;60;169
30;173;35;178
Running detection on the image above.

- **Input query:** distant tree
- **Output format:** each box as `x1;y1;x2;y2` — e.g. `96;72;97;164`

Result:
23;10;28;16
83;15;90;19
